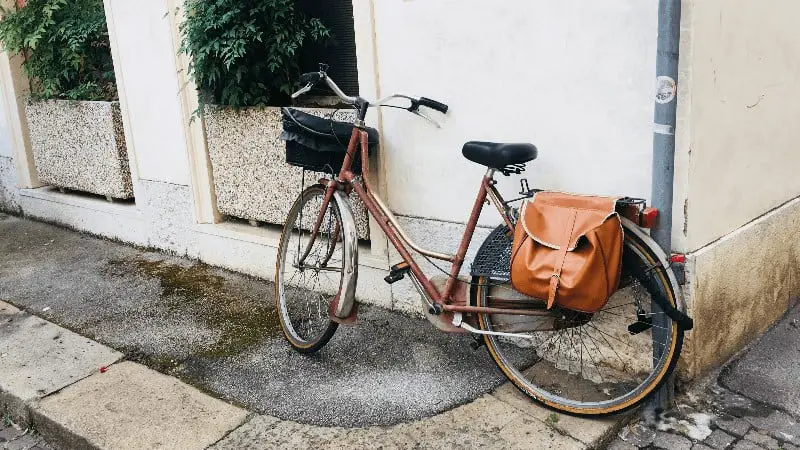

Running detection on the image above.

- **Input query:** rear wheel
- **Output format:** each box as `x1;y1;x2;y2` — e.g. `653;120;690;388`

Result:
275;185;343;353
477;229;684;415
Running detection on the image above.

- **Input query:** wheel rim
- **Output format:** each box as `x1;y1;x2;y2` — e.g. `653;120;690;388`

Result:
479;236;680;414
277;187;343;347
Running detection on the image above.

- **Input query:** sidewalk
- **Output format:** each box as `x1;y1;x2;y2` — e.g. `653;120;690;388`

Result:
0;213;626;449
610;304;800;450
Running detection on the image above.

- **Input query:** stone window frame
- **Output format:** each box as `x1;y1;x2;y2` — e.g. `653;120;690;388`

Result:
165;0;389;258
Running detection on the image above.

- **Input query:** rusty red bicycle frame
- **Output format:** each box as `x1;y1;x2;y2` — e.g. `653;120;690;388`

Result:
307;127;527;318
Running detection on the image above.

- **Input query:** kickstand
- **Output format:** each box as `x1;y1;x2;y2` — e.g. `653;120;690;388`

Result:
470;336;485;350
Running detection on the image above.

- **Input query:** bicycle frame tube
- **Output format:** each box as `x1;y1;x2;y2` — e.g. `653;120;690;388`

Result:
307;127;519;315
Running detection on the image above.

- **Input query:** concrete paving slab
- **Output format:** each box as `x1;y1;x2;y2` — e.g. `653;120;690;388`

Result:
0;301;122;424
392;395;582;450
491;382;629;446
32;361;249;450
720;305;800;416
212;395;585;450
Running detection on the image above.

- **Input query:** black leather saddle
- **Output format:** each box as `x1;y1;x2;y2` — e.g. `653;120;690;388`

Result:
462;141;537;169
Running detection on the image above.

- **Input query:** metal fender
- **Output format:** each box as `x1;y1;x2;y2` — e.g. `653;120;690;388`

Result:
621;217;693;330
331;190;359;318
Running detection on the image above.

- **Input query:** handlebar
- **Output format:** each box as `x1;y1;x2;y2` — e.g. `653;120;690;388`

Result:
299;72;323;86
294;71;357;104
417;97;449;114
292;67;448;127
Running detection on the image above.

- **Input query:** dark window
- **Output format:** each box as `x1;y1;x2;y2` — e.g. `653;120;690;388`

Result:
298;0;360;96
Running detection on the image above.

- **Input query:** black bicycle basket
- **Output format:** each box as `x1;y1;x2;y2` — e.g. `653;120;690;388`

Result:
281;107;379;175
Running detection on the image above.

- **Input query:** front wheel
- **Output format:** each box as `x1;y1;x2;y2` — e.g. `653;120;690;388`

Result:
477;228;684;415
275;185;344;353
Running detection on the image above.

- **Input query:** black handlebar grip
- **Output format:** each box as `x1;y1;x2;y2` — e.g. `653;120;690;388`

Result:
299;72;323;85
418;97;449;114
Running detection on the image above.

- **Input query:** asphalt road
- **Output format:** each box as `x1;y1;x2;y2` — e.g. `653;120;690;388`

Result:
0;213;509;427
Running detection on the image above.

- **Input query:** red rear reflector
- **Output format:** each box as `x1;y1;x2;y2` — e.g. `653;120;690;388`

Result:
670;254;686;264
640;208;659;228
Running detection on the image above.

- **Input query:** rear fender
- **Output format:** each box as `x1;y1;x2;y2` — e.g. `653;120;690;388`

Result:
621;218;693;330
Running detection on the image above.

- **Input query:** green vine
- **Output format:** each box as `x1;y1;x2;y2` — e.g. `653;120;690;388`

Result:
179;0;330;109
0;0;117;101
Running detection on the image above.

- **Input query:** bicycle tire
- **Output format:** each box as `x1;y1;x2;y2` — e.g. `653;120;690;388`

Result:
476;226;684;415
275;185;341;353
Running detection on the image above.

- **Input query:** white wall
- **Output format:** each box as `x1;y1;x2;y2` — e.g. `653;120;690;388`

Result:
104;0;190;186
370;0;658;226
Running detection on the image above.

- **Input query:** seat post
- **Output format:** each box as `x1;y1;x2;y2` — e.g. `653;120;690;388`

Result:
486;168;496;180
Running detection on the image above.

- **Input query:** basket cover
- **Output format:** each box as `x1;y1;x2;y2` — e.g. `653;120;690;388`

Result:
281;107;378;174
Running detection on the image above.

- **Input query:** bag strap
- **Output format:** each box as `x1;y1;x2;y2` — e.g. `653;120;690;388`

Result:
547;208;579;309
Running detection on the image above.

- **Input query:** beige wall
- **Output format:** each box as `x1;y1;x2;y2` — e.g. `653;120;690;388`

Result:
674;0;800;377
674;0;800;254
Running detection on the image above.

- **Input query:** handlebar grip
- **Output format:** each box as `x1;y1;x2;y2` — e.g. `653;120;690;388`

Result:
418;97;449;114
299;72;323;85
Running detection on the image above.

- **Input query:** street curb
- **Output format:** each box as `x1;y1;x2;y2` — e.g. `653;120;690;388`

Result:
0;301;123;430
31;404;100;450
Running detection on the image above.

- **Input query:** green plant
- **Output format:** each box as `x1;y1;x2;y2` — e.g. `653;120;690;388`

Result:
179;0;330;108
0;0;117;101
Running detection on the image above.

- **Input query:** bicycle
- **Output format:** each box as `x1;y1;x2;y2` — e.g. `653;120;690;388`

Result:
275;67;693;416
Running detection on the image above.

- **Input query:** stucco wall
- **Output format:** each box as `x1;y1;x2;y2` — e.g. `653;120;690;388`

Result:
672;0;800;377
680;197;800;378
0;156;20;213
371;0;658;226
0;78;18;212
104;0;191;186
674;0;800;253
0;90;12;158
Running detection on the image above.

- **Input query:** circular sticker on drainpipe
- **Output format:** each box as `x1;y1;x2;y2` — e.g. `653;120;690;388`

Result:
655;76;677;104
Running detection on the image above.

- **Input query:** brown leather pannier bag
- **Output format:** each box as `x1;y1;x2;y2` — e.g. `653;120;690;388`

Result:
510;192;624;314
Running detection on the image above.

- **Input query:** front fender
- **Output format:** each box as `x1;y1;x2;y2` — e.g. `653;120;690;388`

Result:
330;190;359;319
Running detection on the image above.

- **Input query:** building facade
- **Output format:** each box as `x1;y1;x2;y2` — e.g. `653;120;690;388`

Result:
1;0;799;378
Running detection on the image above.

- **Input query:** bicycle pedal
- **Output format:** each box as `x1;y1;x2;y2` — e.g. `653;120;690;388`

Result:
628;319;653;335
384;272;406;284
384;261;410;284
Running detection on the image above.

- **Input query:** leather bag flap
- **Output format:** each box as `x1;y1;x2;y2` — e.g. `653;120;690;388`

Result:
520;192;619;250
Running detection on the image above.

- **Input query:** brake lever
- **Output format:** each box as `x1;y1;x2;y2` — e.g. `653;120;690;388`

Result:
409;109;441;128
291;83;313;99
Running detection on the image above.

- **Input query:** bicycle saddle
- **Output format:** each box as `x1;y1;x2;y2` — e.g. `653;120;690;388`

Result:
462;141;538;169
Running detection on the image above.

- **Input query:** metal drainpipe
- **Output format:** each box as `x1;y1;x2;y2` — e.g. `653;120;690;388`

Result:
647;0;682;414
